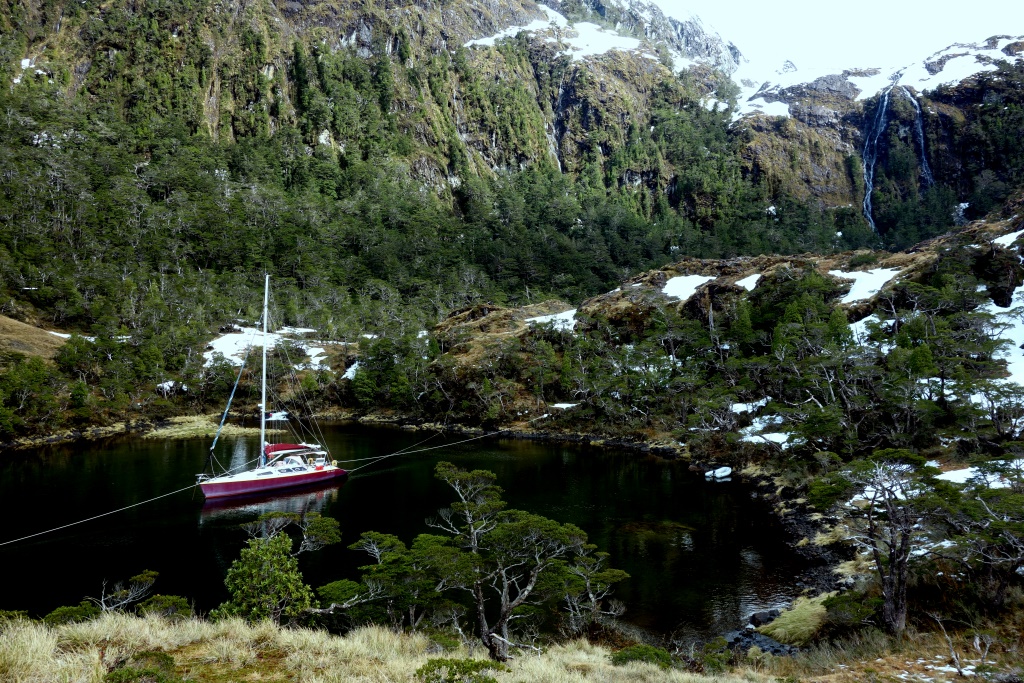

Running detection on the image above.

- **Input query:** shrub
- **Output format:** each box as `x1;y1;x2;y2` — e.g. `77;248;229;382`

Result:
609;643;673;669
42;600;100;626
847;252;879;268
823;591;881;632
807;473;854;510
415;657;507;683
694;637;730;673
0;610;28;621
137;595;192;621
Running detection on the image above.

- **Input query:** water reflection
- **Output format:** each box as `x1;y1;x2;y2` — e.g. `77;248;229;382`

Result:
199;481;344;525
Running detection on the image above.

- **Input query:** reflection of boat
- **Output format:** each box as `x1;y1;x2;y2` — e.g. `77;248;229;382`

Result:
199;480;344;524
196;275;348;498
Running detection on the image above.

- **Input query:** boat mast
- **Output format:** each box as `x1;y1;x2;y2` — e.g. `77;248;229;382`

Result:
259;273;269;467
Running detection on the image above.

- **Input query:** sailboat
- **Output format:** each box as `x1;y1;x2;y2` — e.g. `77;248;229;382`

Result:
196;275;347;499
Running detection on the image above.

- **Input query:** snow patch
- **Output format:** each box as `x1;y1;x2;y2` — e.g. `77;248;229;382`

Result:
550;403;579;409
828;268;902;304
48;331;96;342
342;362;360;381
732;398;767;414
734;274;762;291
203;327;317;367
662;275;715;301
526;308;577;332
994;228;1024;247
305;346;328;369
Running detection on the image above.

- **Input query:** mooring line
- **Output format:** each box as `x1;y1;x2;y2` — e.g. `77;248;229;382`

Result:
0;483;199;547
0;415;554;546
346;414;551;473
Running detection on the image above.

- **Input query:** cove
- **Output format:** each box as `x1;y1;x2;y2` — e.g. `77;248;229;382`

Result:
0;424;807;639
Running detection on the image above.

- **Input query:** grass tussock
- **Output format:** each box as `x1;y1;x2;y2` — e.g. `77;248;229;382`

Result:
756;593;834;646
0;614;778;683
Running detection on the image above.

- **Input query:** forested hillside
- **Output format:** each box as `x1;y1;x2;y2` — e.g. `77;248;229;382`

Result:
0;0;1022;441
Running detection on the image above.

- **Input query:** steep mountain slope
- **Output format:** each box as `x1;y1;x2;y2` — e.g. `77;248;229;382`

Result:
734;35;1024;246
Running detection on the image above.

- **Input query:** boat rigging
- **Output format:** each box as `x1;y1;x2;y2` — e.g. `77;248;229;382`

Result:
196;274;348;498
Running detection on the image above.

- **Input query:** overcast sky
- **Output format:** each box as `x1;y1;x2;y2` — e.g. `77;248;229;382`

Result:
652;0;1023;73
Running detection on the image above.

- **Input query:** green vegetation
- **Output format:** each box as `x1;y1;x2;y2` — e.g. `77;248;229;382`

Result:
609;644;673;668
199;464;626;660
416;658;508;683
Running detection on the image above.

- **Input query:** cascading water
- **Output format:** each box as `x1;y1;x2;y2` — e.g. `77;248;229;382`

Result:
861;85;894;235
899;86;934;188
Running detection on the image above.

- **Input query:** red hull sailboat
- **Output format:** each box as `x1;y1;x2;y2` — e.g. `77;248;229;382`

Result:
199;442;347;498
196;275;347;499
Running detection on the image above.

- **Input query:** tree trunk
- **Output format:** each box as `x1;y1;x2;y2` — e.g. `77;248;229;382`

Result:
473;582;509;662
882;568;907;635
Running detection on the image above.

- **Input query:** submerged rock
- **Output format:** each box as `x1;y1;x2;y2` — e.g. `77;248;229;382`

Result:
723;629;797;656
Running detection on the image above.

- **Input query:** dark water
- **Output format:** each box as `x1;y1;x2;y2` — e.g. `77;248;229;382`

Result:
0;425;804;638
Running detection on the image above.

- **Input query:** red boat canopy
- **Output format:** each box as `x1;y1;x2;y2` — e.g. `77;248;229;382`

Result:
264;443;307;456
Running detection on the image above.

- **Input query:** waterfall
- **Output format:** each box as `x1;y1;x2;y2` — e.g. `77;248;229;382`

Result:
861;85;893;235
547;79;566;173
899;86;934;188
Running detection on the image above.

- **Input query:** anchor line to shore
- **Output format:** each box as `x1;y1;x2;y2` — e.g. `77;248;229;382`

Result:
0;415;555;547
343;413;553;473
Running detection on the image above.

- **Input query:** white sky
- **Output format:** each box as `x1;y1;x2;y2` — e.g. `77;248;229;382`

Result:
652;0;1023;74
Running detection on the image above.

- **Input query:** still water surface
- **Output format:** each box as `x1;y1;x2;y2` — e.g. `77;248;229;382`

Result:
0;425;804;638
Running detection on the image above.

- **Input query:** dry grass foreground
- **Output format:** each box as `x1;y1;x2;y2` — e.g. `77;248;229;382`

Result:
0;613;774;683
0;314;66;359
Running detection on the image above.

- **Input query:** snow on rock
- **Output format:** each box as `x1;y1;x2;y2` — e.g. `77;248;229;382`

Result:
994;228;1024;247
465;4;651;64
734;274;762;291
526;309;577;332
742;100;791;118
733;35;1023;121
342;361;360;381
828;268;902;304
739;414;798;448
662;274;715;301
741;432;793;447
